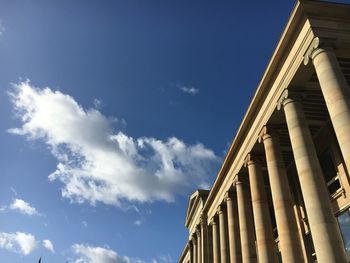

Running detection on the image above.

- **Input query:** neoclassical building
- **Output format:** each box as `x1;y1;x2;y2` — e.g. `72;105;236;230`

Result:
178;1;350;263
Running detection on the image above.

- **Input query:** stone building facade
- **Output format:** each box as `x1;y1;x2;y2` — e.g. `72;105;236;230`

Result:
178;1;350;263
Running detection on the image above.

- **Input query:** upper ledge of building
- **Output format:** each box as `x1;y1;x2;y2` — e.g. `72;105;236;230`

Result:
202;0;350;214
184;189;210;228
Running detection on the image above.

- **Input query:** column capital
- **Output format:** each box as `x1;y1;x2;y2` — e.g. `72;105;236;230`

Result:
224;191;234;202
199;213;207;226
191;235;197;244
217;205;225;215
210;217;217;226
303;37;336;65
258;125;279;143
244;153;263;167
277;89;303;111
196;228;201;237
244;153;254;167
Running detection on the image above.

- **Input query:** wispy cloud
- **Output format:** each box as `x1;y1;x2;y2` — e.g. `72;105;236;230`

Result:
134;220;143;226
9;198;39;216
0;232;37;255
0;20;5;36
9;81;218;207
42;239;55;253
178;85;199;95
1;198;40;216
72;244;145;263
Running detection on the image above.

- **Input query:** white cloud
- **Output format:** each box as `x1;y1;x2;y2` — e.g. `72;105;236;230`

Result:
42;239;55;253
93;99;102;109
133;220;142;226
9;81;218;207
0;232;37;255
0;20;5;36
152;254;173;263
178;85;199;95
72;244;145;263
9;198;38;215
82;221;88;227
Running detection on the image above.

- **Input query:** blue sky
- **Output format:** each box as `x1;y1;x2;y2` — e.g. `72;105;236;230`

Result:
1;1;348;262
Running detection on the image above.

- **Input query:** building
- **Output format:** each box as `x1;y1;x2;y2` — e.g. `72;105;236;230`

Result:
178;1;350;263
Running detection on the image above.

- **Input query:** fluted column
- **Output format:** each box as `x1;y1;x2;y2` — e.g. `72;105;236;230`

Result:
259;126;305;263
192;236;197;263
305;37;350;172
197;229;201;263
218;206;229;263
278;90;347;263
189;242;193;263
236;181;257;263
245;154;277;263
200;215;208;263
211;217;220;263
226;192;242;263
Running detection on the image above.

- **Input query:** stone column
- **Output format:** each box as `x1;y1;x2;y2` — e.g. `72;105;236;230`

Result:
278;90;347;263
192;236;197;263
226;192;242;263
218;206;229;263
189;242;193;263
200;216;208;263
211;217;220;263
259;126;305;263
245;154;277;263
305;37;350;172
197;229;201;263
236;181;257;263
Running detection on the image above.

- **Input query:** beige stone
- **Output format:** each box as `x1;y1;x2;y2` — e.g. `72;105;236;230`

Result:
211;218;220;263
278;90;347;263
236;181;257;263
245;154;277;263
259;127;305;263
225;192;242;263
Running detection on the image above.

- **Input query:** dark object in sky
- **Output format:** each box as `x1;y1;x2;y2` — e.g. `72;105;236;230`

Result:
38;257;41;263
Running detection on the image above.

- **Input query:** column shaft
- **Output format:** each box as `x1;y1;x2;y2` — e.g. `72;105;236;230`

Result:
236;181;257;263
200;219;208;263
192;239;197;263
218;207;229;263
280;93;346;262
246;156;277;263
312;46;350;172
260;128;305;263
227;194;242;263
197;230;201;263
211;219;220;263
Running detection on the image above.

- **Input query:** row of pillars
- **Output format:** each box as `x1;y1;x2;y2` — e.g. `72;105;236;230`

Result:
189;37;350;263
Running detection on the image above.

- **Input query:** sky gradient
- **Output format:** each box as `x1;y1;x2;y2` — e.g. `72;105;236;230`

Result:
1;1;349;262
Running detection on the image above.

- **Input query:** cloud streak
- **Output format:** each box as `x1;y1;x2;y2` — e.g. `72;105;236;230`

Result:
72;244;145;263
9;81;218;207
178;85;199;95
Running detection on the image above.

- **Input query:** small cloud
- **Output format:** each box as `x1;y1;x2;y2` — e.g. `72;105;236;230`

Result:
42;239;55;253
93;99;102;109
152;254;173;263
178;85;199;95
134;220;142;226
0;232;37;255
10;187;18;196
82;221;88;227
72;243;146;263
9;198;39;216
0;21;5;36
